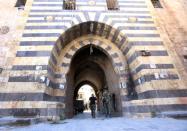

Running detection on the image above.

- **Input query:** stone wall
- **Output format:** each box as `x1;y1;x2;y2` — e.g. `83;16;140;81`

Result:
0;0;187;118
150;0;187;86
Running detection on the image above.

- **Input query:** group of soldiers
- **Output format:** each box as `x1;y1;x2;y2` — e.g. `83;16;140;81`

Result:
89;88;115;118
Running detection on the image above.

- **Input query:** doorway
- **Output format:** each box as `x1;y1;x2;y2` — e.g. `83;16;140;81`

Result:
65;44;122;118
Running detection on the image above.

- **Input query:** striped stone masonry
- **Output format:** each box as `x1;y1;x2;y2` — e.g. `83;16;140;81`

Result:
1;0;186;118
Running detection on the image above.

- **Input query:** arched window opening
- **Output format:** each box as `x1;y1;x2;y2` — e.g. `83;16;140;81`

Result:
15;0;26;10
63;0;76;10
151;0;162;8
106;0;119;10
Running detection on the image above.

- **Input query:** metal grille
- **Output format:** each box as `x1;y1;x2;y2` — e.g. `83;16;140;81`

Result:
63;0;76;10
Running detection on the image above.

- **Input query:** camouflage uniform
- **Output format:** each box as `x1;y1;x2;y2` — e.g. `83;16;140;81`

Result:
102;90;111;117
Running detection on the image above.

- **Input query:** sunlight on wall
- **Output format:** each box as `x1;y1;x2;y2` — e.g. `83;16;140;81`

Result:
78;84;95;104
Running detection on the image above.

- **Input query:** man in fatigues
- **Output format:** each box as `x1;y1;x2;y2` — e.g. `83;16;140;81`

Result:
89;94;97;118
102;89;111;117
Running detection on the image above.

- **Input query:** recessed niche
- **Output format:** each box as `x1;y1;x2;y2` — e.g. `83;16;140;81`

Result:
128;17;138;23
140;50;151;56
0;26;10;34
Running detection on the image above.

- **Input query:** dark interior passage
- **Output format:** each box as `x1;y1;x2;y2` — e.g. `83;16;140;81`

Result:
65;45;122;118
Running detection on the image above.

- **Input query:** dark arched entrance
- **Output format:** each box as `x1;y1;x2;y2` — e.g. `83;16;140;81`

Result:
65;45;123;118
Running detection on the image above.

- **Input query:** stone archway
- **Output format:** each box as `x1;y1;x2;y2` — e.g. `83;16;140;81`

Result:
65;44;124;117
47;21;137;118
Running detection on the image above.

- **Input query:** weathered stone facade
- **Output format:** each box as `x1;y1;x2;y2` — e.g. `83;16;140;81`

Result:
0;0;187;119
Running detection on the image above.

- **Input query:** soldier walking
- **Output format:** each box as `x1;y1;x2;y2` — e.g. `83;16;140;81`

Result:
89;94;97;118
102;89;111;117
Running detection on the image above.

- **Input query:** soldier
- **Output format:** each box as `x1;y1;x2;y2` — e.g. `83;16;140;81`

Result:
89;94;97;118
98;90;103;112
102;89;111;117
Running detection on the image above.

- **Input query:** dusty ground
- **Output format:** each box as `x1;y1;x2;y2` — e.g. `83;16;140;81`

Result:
0;112;187;131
